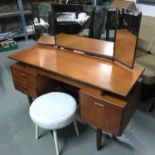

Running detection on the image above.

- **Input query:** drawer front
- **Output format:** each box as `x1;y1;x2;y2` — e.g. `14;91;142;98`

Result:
14;81;37;97
12;68;36;86
80;93;107;129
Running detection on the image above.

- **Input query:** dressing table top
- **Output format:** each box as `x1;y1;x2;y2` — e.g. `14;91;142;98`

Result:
9;44;144;97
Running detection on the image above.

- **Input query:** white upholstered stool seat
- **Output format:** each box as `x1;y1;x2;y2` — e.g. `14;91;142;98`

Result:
29;92;79;155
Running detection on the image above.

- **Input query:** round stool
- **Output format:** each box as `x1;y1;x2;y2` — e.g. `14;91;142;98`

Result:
29;92;79;155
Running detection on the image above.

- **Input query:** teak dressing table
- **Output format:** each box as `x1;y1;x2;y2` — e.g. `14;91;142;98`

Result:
9;34;144;150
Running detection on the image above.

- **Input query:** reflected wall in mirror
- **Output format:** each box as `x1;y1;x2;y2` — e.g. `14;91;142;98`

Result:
52;3;109;40
114;9;142;68
32;2;109;40
32;2;52;38
32;2;56;45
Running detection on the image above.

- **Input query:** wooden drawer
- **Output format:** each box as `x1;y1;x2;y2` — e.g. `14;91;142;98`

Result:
80;93;107;129
14;80;37;97
79;86;141;136
79;87;125;135
12;68;36;86
11;63;37;86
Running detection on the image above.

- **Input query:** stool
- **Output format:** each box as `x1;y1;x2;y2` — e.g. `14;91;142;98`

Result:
29;92;79;155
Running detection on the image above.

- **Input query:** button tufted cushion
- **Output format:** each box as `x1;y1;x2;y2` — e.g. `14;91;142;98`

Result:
29;92;77;130
135;54;155;84
135;48;148;57
137;24;155;52
150;40;155;55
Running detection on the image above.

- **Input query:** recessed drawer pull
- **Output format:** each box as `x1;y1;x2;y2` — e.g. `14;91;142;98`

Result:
22;86;28;90
20;73;26;77
94;102;104;107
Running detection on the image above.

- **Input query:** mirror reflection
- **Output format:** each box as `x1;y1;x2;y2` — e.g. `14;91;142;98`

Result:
32;2;142;68
53;3;112;58
114;9;142;68
32;2;109;39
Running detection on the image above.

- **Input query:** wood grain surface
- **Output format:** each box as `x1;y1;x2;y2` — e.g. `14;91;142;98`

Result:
9;44;144;97
56;33;114;58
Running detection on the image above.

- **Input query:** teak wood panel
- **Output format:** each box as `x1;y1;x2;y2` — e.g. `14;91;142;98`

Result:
11;63;57;97
9;44;144;97
12;66;37;86
11;63;38;97
56;33;114;58
11;62;141;135
114;29;137;68
80;93;107;129
80;81;142;136
13;80;37;97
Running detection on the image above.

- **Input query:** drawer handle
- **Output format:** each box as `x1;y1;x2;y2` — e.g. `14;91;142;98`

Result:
94;102;104;107
21;85;28;90
20;73;26;77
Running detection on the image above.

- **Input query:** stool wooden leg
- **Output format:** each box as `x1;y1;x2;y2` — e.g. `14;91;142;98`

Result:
35;125;39;140
53;130;59;155
73;121;79;136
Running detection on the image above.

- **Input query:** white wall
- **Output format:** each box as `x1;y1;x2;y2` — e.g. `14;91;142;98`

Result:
126;0;155;16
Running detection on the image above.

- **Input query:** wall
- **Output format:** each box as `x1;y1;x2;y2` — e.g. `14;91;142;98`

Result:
127;0;155;16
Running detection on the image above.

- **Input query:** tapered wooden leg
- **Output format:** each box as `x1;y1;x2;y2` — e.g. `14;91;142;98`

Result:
96;128;102;151
149;103;154;112
28;96;33;104
112;134;116;139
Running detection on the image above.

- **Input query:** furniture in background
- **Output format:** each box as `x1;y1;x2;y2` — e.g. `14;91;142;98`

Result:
29;92;79;155
33;2;85;36
92;5;108;39
105;8;118;41
77;6;95;38
9;33;144;150
0;0;34;41
135;15;155;111
54;3;108;38
53;3;108;39
53;3;86;34
32;2;52;38
32;2;108;39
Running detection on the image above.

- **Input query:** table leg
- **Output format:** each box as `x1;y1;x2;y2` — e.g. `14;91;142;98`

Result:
28;95;33;104
149;103;154;112
106;29;110;41
96;128;102;150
